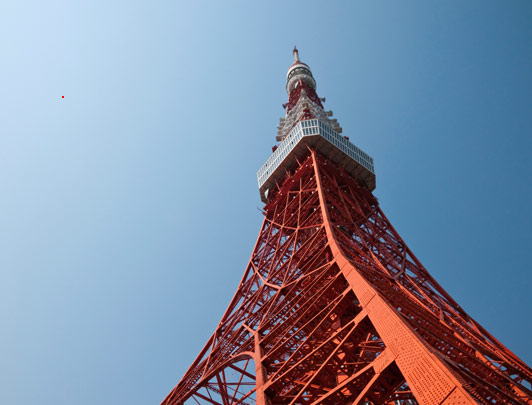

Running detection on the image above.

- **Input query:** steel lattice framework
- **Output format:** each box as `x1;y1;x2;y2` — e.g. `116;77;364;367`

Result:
162;49;532;405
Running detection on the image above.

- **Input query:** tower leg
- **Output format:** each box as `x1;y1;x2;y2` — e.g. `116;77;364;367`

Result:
253;330;271;405
311;150;476;404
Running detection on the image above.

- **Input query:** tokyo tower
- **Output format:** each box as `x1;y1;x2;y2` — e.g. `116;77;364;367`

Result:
162;48;532;404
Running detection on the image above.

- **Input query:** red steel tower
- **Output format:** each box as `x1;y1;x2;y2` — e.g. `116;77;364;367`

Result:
162;49;532;404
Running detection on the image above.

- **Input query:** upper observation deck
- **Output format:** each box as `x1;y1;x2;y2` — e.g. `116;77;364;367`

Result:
257;118;375;203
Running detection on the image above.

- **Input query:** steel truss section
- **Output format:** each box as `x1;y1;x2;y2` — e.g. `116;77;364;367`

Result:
162;150;532;405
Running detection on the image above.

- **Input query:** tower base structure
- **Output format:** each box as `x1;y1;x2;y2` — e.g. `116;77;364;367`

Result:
162;150;532;404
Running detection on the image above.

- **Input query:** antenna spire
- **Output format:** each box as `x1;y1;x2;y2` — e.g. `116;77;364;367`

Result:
293;46;300;63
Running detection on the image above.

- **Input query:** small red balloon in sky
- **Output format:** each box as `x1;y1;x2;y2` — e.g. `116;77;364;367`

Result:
62;96;64;98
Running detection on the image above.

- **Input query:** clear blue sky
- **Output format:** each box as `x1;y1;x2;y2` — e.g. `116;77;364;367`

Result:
1;2;531;404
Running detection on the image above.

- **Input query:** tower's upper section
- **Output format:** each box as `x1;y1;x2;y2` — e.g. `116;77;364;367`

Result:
276;48;327;141
258;49;375;203
286;47;316;93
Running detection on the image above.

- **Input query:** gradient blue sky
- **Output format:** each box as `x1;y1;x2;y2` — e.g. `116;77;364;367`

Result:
1;2;531;404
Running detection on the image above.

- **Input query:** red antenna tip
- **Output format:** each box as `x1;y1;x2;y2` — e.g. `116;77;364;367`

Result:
293;46;300;62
